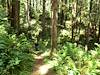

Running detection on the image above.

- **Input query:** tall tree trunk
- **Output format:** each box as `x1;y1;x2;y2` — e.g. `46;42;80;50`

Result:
40;0;42;5
33;0;34;7
26;0;30;26
98;0;100;42
29;0;32;20
51;0;58;55
60;0;65;26
11;0;20;32
36;0;38;11
7;0;12;23
71;0;77;41
78;0;82;40
43;0;45;22
41;0;46;39
11;0;15;28
98;21;100;42
85;0;93;51
16;0;20;31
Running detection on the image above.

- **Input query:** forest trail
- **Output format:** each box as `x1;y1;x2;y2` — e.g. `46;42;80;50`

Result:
31;52;55;75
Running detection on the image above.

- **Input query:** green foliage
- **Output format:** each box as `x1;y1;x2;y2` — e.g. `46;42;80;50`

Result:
0;5;7;26
0;0;100;75
49;42;100;75
0;25;34;75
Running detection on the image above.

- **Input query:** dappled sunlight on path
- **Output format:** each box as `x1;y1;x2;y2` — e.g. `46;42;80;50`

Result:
31;52;55;75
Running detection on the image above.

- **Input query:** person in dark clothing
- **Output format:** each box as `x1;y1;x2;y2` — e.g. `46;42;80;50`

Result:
35;43;39;51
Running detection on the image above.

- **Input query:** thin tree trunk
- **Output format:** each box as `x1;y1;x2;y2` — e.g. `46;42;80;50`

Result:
40;0;42;5
26;0;30;26
98;21;100;42
29;0;32;19
41;0;46;39
85;0;93;51
33;0;34;7
71;0;77;41
61;0;64;26
98;0;100;42
7;0;12;23
36;0;38;11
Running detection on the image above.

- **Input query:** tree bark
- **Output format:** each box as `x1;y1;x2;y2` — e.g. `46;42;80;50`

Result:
26;0;30;26
71;0;77;41
51;0;58;55
11;0;20;32
7;0;12;23
29;0;32;19
98;0;100;42
41;0;46;39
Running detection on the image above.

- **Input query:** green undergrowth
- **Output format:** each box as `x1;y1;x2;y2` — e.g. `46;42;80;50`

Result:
0;25;34;75
45;43;100;75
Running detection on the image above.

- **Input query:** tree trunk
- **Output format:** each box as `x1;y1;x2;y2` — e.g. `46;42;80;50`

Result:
29;0;32;20
26;0;30;26
71;0;77;41
11;0;20;32
51;0;58;55
60;0;65;26
98;0;100;42
36;0;38;11
85;0;93;51
40;0;42;5
98;21;100;42
7;0;12;23
41;0;46;39
33;0;34;7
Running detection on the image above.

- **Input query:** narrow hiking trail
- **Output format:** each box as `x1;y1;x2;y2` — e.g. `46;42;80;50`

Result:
31;53;55;75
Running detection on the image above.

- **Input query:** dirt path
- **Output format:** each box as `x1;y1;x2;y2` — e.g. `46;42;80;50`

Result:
31;53;55;75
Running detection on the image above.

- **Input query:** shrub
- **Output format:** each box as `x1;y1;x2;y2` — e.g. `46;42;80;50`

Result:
0;25;34;75
51;42;99;75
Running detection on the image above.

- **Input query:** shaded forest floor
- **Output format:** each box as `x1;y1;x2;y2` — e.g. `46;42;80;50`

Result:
31;52;55;75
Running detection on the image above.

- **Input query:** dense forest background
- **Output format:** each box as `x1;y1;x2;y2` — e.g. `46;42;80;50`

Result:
0;0;100;75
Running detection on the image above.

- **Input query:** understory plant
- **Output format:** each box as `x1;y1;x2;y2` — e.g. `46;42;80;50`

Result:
0;25;34;75
52;42;100;75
